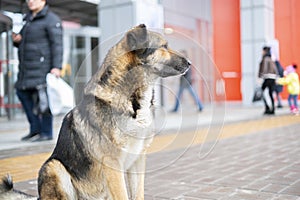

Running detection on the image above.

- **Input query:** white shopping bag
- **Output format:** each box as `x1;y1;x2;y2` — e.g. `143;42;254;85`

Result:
46;73;74;115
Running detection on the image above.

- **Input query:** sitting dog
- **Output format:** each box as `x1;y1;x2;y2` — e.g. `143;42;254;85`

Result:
0;24;190;200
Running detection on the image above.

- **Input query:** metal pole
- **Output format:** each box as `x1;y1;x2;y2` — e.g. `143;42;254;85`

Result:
6;28;13;120
160;78;164;106
97;0;101;63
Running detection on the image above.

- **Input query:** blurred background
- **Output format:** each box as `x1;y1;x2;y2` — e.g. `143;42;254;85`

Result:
0;0;299;119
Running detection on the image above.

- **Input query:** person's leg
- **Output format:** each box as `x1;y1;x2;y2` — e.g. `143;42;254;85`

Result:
267;80;276;113
187;85;203;111
291;95;298;114
261;80;270;113
294;95;299;115
294;95;299;109
288;94;293;111
172;86;184;112
276;91;283;108
289;95;298;114
41;112;53;139
16;89;41;140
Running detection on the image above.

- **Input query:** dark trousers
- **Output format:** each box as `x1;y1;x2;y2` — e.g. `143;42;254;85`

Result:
16;89;53;137
261;79;276;112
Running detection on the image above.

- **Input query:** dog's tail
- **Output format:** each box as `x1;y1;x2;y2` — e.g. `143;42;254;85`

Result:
0;175;37;200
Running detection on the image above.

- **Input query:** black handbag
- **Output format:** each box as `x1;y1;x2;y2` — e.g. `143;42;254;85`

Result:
252;87;263;102
33;84;50;115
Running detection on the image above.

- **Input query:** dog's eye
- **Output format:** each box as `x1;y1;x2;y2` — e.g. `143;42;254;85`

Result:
162;44;168;49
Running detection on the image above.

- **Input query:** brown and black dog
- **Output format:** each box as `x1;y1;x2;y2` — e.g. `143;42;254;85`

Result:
0;24;190;200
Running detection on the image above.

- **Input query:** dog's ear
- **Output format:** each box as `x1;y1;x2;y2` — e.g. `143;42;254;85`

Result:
126;24;148;51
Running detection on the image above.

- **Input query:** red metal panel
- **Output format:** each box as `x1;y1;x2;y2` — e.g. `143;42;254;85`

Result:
275;0;300;99
212;0;241;101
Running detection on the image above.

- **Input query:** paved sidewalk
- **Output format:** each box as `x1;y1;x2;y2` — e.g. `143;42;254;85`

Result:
144;123;300;200
1;103;299;199
5;114;300;200
0;103;290;151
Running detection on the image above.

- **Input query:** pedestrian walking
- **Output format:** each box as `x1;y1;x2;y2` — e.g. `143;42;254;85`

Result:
171;51;203;112
277;64;300;115
12;0;63;142
274;60;284;108
258;46;278;115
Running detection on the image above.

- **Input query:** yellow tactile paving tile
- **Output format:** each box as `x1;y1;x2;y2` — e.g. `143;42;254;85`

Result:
0;115;299;183
149;115;300;153
0;153;50;183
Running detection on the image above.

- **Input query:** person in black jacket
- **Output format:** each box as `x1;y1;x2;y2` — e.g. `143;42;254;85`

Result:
12;0;63;142
274;60;284;108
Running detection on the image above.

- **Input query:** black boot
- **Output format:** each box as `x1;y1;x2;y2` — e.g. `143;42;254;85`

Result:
263;106;270;115
264;108;275;115
269;107;275;115
21;132;40;141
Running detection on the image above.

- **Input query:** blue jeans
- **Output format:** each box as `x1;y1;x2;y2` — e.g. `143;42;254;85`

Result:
173;85;203;112
288;94;298;109
16;89;53;138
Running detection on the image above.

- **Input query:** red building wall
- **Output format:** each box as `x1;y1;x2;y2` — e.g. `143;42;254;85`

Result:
274;0;300;98
212;0;241;101
212;0;300;101
275;0;300;69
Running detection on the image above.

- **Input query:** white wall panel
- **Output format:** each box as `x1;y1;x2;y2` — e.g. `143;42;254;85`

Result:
240;0;275;105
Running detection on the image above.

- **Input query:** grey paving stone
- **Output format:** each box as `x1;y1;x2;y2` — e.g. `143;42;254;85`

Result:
271;194;300;200
261;183;289;193
280;185;300;196
2;117;300;199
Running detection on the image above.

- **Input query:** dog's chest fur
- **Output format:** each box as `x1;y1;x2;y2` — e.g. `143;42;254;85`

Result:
119;86;155;168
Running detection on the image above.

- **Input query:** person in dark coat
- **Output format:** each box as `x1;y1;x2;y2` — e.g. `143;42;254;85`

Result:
274;60;284;108
12;0;63;141
258;46;278;115
171;51;203;112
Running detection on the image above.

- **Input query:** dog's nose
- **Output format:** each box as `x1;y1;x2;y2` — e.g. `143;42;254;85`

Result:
187;59;192;65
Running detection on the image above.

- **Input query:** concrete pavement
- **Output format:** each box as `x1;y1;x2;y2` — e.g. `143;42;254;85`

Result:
145;122;300;200
0;103;289;151
0;103;299;199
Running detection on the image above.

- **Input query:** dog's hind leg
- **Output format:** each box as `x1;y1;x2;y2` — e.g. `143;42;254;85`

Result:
102;157;129;200
126;154;146;200
38;160;77;200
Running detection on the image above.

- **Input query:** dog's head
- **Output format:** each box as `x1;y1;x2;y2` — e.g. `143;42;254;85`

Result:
84;24;191;101
124;24;190;78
